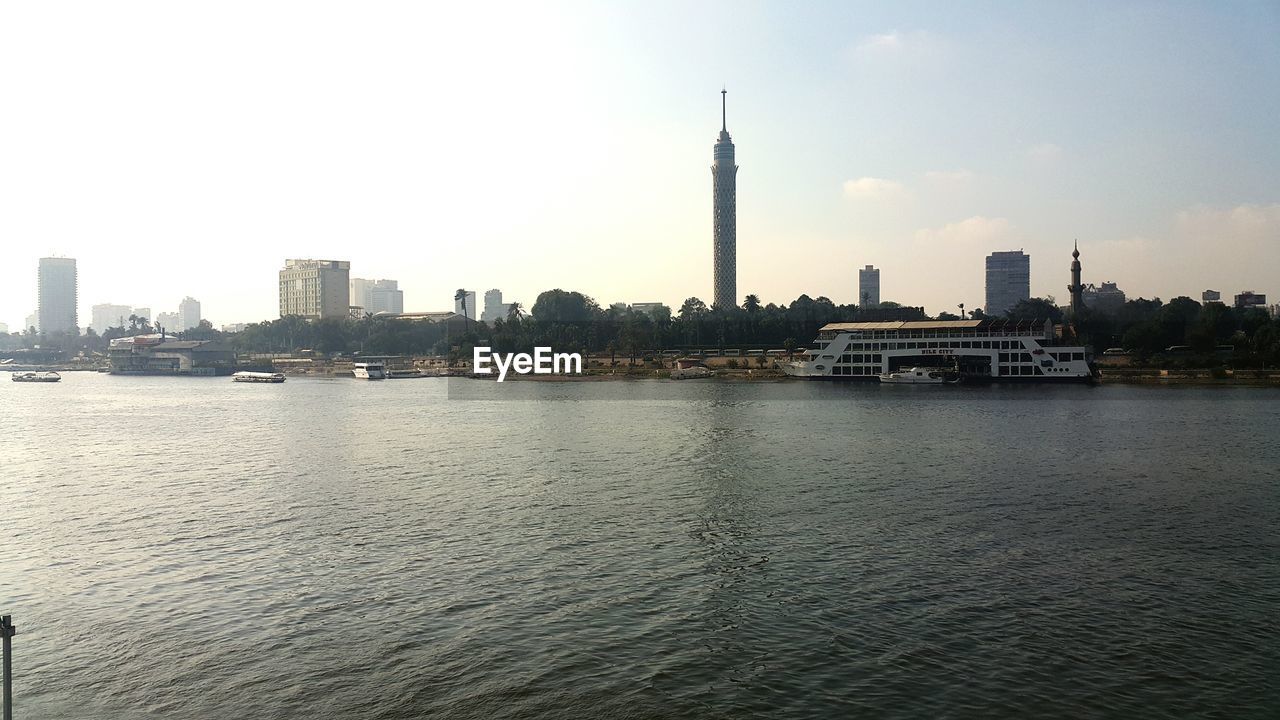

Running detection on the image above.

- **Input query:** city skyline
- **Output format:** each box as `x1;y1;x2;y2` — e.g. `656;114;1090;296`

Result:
2;2;1278;329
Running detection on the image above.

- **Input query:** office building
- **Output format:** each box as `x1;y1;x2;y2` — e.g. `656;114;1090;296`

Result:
178;297;201;330
37;257;78;334
1202;290;1221;304
631;302;670;319
350;278;403;315
1235;291;1267;310
859;265;880;307
156;312;180;332
91;303;134;334
368;281;403;315
279;259;351;320
1082;282;1127;314
482;289;512;323
711;89;738;310
349;278;373;314
985;250;1030;316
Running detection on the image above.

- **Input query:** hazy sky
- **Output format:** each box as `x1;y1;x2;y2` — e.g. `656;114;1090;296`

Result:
2;1;1278;329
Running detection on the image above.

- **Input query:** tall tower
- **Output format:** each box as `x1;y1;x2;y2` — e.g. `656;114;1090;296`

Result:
711;89;738;310
37;257;78;334
1067;241;1084;317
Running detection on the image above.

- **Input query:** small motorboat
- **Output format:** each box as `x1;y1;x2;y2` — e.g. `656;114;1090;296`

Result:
386;368;424;379
878;367;956;384
670;358;714;380
11;371;61;383
232;371;285;383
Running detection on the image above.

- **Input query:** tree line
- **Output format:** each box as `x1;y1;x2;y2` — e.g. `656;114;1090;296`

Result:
6;290;1279;367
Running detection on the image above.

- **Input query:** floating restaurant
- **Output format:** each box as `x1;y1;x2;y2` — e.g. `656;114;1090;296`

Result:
108;335;236;376
778;319;1095;382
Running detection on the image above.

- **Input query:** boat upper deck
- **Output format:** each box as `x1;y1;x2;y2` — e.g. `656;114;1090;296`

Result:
818;319;1058;342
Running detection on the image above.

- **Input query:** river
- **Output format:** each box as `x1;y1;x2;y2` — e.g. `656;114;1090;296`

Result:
2;374;1277;718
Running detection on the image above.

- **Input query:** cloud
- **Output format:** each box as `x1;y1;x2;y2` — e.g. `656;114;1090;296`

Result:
922;169;975;184
842;177;906;200
854;30;935;55
1173;203;1280;249
914;216;1017;245
1026;143;1063;162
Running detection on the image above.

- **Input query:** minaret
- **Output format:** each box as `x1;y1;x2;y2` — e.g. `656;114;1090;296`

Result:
711;89;738;310
1068;240;1085;317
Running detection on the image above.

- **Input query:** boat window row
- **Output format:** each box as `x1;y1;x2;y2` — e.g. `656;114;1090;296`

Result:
828;328;1049;340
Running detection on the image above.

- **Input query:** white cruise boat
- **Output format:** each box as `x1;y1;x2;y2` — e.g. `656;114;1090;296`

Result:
778;319;1095;383
352;362;386;380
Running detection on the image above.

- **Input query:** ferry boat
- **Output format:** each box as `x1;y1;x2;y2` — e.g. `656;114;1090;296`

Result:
352;362;386;380
670;358;714;380
778;319;1095;383
11;371;61;383
232;371;285;383
878;367;955;384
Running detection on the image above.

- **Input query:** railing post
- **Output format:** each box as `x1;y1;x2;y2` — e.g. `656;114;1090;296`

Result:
1;614;14;720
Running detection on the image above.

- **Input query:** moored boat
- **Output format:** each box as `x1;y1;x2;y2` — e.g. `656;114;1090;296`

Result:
670;358;714;380
878;367;954;384
386;368;423;379
11;371;61;383
352;362;386;380
232;371;285;383
779;319;1096;383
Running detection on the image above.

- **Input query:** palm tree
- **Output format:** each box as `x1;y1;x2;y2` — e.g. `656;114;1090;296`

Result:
743;294;761;313
506;302;523;323
454;289;470;333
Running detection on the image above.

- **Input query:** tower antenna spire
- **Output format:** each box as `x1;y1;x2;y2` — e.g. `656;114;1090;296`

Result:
721;87;727;132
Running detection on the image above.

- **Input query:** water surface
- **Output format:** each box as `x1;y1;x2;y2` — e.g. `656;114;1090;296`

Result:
3;374;1277;718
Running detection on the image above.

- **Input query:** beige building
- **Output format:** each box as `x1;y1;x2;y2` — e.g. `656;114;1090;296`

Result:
279;259;350;320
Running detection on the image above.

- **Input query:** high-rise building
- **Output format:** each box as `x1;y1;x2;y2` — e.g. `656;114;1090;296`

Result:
350;278;402;315
91;303;133;334
132;307;152;324
1202;290;1221;304
178;297;201;330
279;259;351;319
24;313;37;333
1235;291;1267;310
454;290;477;320
369;281;403;315
859;265;880;307
1082;282;1127;314
482;289;511;323
37;257;78;334
630;302;670;319
349;277;373;314
985;250;1030;316
156;312;180;332
0;323;8;334
711;89;738;310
